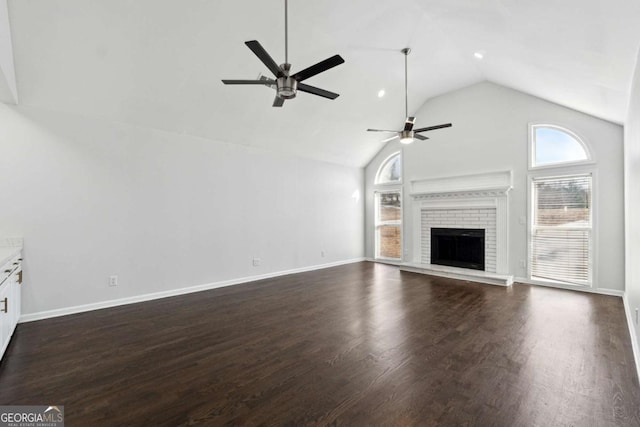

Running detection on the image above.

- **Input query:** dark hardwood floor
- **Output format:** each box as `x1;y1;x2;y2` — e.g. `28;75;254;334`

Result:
1;262;639;426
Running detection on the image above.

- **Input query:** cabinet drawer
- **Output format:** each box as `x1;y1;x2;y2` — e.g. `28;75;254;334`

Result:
0;267;11;286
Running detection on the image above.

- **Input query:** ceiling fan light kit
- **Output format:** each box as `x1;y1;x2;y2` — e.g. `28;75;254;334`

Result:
277;65;297;99
400;131;414;144
222;0;344;107
367;47;452;144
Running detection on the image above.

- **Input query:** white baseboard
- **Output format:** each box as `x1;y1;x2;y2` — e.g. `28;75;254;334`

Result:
19;257;366;323
514;277;625;297
623;293;640;383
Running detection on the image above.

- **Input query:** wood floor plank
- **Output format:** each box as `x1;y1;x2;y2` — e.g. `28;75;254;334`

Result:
0;262;638;426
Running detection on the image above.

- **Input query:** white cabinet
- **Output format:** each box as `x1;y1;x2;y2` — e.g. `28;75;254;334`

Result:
11;267;21;327
0;253;21;361
0;280;10;356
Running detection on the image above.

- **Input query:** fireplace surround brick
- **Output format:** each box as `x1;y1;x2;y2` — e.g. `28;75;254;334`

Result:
421;208;497;272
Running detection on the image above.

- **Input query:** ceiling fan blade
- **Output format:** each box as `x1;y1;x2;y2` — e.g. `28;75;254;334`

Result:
413;123;453;133
381;135;400;143
245;40;282;77
273;96;285;107
221;79;274;85
367;128;401;133
404;117;416;131
297;83;339;99
293;55;345;82
414;134;429;141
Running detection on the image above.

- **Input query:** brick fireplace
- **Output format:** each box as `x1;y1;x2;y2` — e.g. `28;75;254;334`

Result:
422;209;496;272
401;171;514;286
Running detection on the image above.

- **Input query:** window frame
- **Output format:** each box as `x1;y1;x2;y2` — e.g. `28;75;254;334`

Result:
373;151;403;262
375;152;403;186
527;167;597;289
528;123;594;170
374;189;403;261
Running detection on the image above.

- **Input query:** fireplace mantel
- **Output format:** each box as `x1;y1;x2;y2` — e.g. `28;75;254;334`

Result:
410;170;513;199
404;170;514;286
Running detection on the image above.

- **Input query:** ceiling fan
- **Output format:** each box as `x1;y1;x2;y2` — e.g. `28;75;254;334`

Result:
368;48;452;144
222;0;344;107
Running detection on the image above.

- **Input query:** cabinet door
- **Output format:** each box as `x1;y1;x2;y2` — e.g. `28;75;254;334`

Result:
0;282;10;359
11;271;20;329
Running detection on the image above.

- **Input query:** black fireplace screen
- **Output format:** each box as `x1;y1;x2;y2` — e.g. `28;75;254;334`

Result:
431;228;485;271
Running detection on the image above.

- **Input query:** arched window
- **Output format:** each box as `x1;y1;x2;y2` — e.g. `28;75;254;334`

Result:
375;152;402;184
374;152;402;260
528;124;594;287
530;125;591;168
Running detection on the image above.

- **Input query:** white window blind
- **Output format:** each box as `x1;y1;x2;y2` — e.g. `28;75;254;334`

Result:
531;175;592;285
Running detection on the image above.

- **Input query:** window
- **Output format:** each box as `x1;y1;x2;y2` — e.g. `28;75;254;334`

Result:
375;152;401;184
375;191;402;260
530;174;592;286
530;125;590;168
374;152;402;260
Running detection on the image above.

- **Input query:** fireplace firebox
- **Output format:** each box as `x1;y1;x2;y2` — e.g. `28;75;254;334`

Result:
431;228;485;271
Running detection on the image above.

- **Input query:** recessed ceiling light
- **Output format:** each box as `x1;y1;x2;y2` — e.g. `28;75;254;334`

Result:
474;51;484;60
377;89;385;98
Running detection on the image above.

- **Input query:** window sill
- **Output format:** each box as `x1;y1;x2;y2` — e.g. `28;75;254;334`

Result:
528;276;591;288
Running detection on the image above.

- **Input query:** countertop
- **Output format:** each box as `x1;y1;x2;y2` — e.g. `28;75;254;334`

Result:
0;247;21;268
0;238;23;268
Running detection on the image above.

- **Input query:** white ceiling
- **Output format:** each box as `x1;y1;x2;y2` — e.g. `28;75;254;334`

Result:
7;0;640;167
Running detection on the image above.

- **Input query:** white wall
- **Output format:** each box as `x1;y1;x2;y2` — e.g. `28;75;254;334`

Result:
624;49;640;356
0;104;364;316
365;81;625;293
0;0;17;103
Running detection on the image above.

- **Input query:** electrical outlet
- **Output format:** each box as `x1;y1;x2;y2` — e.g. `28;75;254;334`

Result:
109;275;118;287
252;258;261;267
321;250;325;258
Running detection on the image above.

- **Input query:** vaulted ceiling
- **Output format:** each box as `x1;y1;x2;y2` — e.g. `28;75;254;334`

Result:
7;0;640;167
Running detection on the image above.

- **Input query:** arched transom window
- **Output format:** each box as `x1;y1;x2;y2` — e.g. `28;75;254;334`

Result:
530;125;591;168
375;152;401;184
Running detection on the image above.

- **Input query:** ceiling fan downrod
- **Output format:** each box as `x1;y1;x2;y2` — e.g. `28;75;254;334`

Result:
278;0;297;98
402;47;410;119
284;0;288;65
